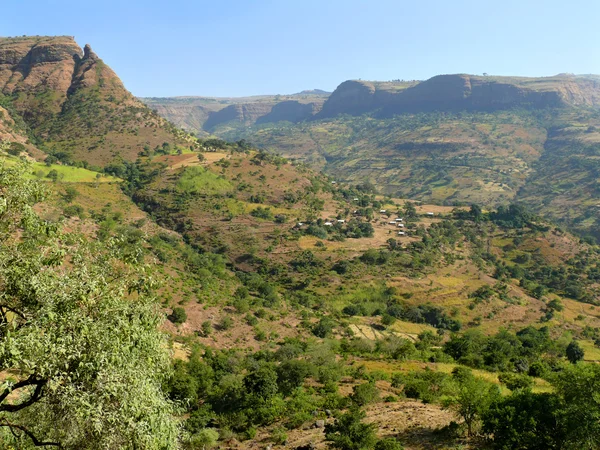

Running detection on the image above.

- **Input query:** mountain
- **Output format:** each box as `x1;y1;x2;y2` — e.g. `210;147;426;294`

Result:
0;35;194;166
141;91;329;132
318;74;600;118
5;36;600;450
165;74;600;240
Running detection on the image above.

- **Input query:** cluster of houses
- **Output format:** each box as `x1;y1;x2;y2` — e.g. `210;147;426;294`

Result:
382;214;406;236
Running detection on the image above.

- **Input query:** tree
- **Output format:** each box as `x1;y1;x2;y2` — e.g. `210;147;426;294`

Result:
553;363;600;448
566;341;584;364
0;163;178;448
443;374;499;437
403;202;417;220
325;408;377;450
483;391;565;450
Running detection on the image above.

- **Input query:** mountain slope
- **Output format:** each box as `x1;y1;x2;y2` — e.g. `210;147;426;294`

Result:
0;36;194;166
185;75;600;239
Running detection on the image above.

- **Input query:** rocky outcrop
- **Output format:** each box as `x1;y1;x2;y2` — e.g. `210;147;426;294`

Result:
0;36;82;121
318;80;377;117
319;74;600;118
256;100;321;125
0;36;191;165
203;103;275;130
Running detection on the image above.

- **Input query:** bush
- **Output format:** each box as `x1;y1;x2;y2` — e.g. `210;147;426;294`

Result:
220;316;234;330
63;204;85;219
325;408;377;450
201;321;212;336
375;438;404;450
171;307;187;324
351;382;379;406
312;317;336;338
250;207;274;220
188;428;219;449
498;372;534;391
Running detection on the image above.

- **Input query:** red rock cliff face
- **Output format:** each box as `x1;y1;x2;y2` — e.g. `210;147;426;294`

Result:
0;36;82;122
0;36;191;165
319;74;600;118
0;36;81;96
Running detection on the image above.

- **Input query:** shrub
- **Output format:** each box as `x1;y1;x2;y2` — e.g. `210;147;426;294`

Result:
220;316;234;330
325;408;377;450
188;428;219;449
498;372;534;391
375;438;404;450
201;320;212;336
250;207;274;220
171;307;187;324
312;317;336;338
351;382;379;406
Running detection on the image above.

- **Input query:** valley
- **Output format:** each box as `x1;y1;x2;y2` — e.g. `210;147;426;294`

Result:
2;35;600;450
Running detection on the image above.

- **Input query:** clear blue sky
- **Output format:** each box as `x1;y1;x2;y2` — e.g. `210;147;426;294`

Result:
3;0;600;97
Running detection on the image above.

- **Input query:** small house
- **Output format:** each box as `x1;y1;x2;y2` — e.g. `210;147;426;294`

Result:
397;223;404;228
324;221;333;226
426;212;434;216
380;209;387;213
388;221;396;225
337;219;345;224
398;231;405;236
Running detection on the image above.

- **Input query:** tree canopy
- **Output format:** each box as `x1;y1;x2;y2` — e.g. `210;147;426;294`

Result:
0;163;179;449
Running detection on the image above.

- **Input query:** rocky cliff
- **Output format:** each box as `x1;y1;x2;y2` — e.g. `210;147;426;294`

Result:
142;93;328;133
0;36;192;165
318;74;600;118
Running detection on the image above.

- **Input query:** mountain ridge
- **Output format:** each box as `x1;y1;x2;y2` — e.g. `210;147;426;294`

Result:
0;35;194;165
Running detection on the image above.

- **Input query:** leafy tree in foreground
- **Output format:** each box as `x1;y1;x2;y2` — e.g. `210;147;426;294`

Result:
0;163;179;448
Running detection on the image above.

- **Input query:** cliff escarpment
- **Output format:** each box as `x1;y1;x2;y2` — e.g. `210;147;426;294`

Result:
319;74;600;118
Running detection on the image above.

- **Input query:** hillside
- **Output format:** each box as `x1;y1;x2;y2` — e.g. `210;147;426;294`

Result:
5;37;600;449
0;35;194;166
182;75;600;240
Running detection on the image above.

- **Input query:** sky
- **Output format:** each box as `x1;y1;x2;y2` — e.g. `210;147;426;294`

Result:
3;0;600;97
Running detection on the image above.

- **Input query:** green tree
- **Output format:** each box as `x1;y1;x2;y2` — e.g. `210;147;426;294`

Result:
566;341;584;364
483;390;565;450
403;202;417;220
325;408;377;450
554;363;600;448
443;375;499;437
0;163;178;448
